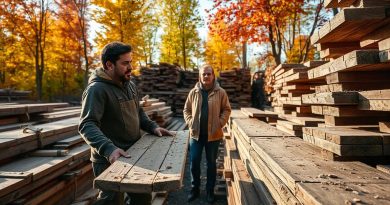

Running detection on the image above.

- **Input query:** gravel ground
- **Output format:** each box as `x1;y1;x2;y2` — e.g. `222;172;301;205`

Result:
167;149;228;205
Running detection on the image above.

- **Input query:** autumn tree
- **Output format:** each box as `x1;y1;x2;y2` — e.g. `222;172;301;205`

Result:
209;0;305;65
1;0;53;100
93;0;155;66
204;24;240;72
159;0;202;69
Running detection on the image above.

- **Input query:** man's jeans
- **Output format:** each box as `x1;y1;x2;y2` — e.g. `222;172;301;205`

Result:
189;138;221;192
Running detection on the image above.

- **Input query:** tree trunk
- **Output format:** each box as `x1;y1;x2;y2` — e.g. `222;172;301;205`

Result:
242;41;247;69
269;25;281;65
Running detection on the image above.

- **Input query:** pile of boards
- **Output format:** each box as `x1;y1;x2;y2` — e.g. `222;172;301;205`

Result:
0;102;95;205
133;63;252;116
223;108;390;205
141;98;174;127
264;0;390;160
0;89;31;102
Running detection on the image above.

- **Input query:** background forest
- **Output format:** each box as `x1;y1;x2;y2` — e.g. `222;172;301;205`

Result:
0;0;330;101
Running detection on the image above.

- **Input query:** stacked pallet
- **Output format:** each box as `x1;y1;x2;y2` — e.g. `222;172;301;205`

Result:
226;109;390;204
0;102;94;205
300;0;390;159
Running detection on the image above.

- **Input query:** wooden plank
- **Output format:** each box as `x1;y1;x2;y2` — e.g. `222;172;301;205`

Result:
379;121;390;133
377;164;390;174
324;115;390;126
302;92;358;105
358;89;390;111
379;49;390;63
303;134;383;156
96;132;187;194
251;137;390;204
315;82;390;93
276;124;302;137
312;7;390;44
153;131;189;192
240;107;278;118
319;46;357;59
305;126;388;145
232;118;292;144
94;134;159;192
296;182;390;205
278;114;324;126
248;149;300;205
379;37;390;51
326;71;390;84
231;152;262;205
308;50;389;79
322;105;389;117
276;120;303;131
360;24;390;48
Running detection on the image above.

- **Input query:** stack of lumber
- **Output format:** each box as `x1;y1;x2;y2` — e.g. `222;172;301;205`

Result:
0;102;96;205
141;98;173;127
0;89;31;102
94;131;189;205
264;62;326;137
226;109;390;204
174;70;198;116
298;0;390;158
219;69;252;109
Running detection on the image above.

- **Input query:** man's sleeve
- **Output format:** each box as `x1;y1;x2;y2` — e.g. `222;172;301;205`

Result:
219;90;232;127
183;90;193;126
78;86;117;161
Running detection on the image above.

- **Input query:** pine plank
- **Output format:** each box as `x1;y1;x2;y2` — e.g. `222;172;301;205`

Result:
251;137;390;204
94;134;159;192
302;92;359;105
379;37;390;51
308;50;389;79
311;7;390;44
379;121;390;133
153;131;189;192
377;164;390;174
360;24;390;48
232;118;292;144
324;115;390;126
248;149;300;205
303;134;383;156
240;107;278;118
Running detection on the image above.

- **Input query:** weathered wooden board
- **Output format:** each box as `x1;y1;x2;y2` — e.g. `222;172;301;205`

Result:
251;137;390;204
311;7;390;44
240;107;278;118
308;50;390;79
231;151;261;205
326;71;390;84
94;131;189;193
0;103;68;117
302;92;358;105
303;134;383;156
153;131;189;192
278;114;324;126
358;89;390;111
232;118;292;144
379;121;390;133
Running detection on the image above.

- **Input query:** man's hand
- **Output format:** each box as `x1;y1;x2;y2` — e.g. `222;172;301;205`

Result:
109;148;130;164
154;127;174;137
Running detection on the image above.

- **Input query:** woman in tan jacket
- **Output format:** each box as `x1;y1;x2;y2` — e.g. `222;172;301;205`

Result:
183;65;231;203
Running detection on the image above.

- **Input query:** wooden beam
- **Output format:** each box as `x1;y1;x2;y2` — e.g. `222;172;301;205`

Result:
302;92;359;105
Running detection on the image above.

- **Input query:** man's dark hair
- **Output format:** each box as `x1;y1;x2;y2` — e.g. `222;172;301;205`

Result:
101;42;132;70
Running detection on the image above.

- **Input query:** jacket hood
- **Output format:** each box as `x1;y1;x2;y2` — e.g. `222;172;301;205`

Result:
194;80;220;92
88;68;115;85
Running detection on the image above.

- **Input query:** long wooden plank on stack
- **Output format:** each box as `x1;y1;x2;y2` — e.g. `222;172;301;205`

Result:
308;50;390;79
311;7;390;45
303;126;390;156
358;89;390;111
251;137;390;204
240;107;278;119
0;103;69;117
230;151;263;205
0;117;79;161
94;131;189;194
0;143;90;203
302;91;359;105
379;37;390;62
